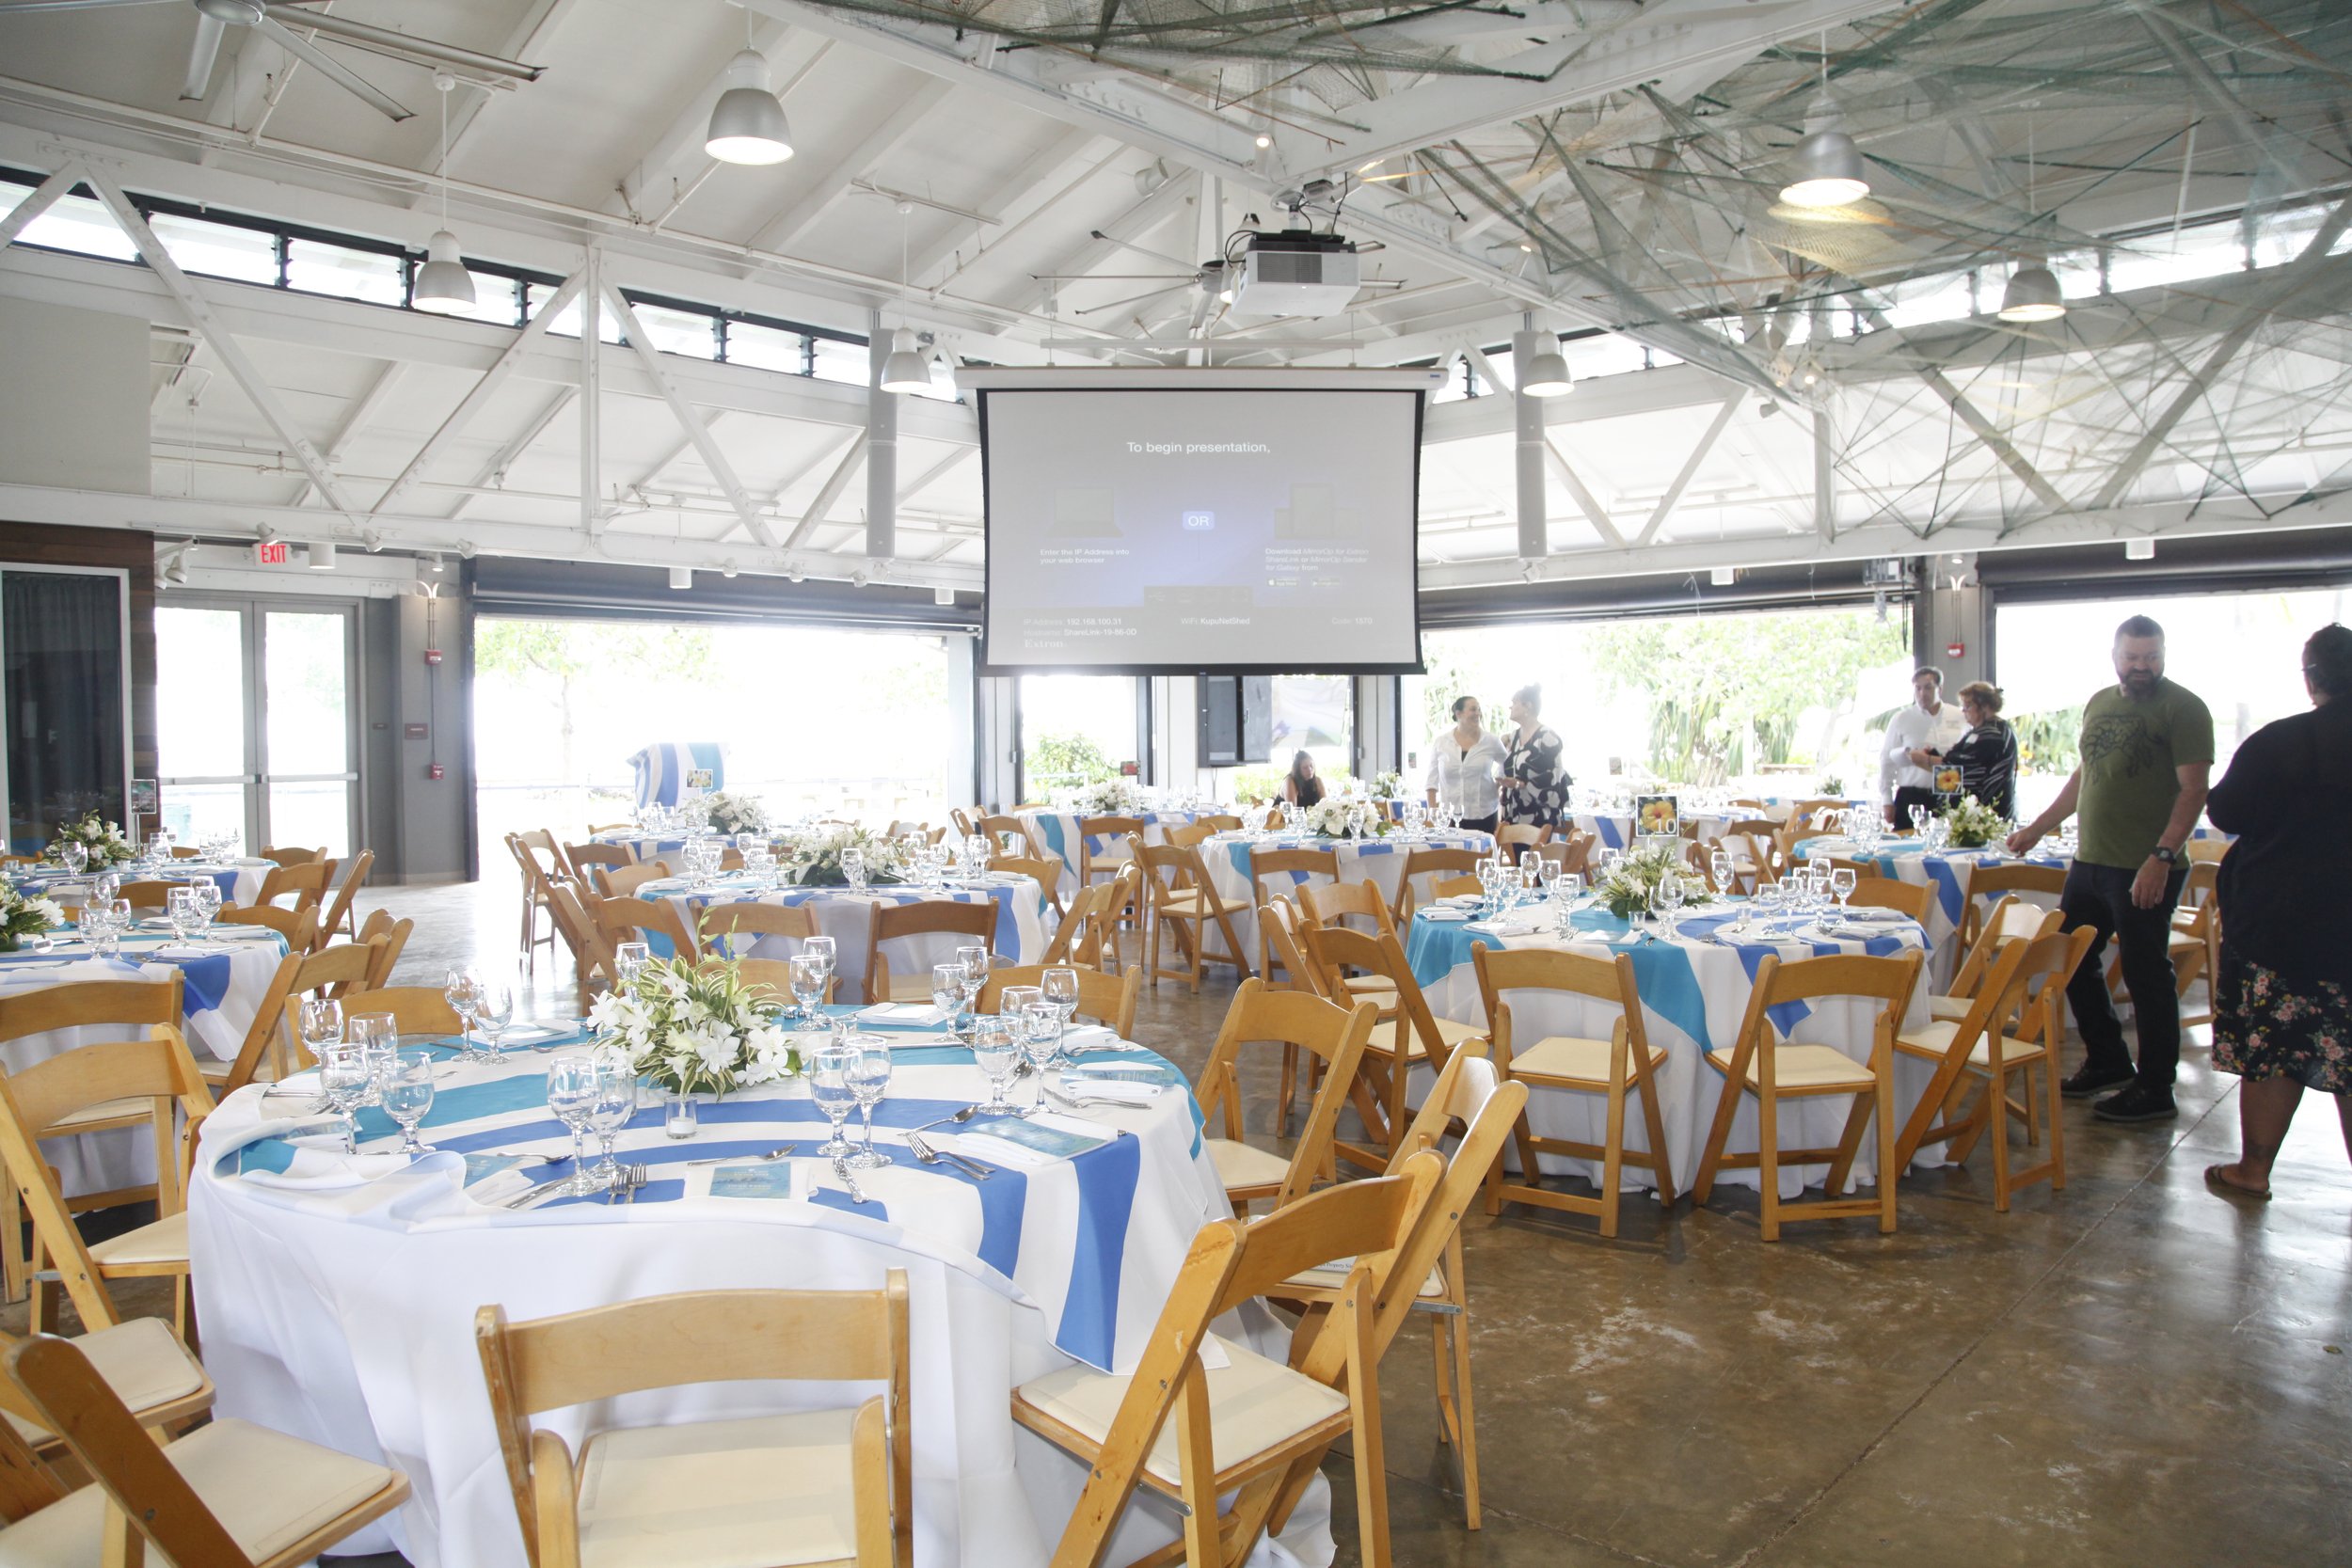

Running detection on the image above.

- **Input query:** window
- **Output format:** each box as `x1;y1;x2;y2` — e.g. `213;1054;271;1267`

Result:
724;319;807;372
5;188;138;261
285;237;404;306
628;300;720;359
149;212;278;284
429;270;525;327
811;337;869;387
1019;676;1138;797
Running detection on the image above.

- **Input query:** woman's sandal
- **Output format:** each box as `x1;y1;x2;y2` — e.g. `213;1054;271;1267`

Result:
2203;1164;2273;1203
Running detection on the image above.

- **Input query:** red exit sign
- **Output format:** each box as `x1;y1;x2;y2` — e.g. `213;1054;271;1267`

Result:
255;540;291;565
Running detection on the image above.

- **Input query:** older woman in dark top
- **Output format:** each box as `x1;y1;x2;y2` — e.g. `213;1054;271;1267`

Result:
2204;624;2352;1201
1930;680;2019;818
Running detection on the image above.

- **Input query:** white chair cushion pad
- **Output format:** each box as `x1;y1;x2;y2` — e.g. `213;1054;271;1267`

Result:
0;1418;395;1565
2;1319;206;1443
1207;1137;1292;1193
87;1209;187;1269
1896;1021;2050;1069
1282;1260;1447;1299
1018;1334;1347;1488
1705;1042;1875;1090
46;1095;151;1133
1511;1036;1646;1084
1927;994;1971;1022
576;1408;865;1568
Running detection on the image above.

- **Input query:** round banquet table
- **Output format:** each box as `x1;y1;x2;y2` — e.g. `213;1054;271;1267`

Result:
1790;836;2072;985
0;926;290;1197
8;858;271;911
188;1009;1330;1568
1403;897;1937;1200
1196;828;1493;964
630;873;1049;987
1013;809;1205;885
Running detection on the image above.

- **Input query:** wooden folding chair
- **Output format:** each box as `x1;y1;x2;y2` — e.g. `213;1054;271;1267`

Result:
717;957;832;1006
1692;951;1925;1240
1844;875;1932;924
1471;942;1676;1237
257;846;326;867
1075;816;1144;891
1302;924;1487;1174
977;814;1032;855
0;1335;406;1566
341;986;465;1037
477;1277;909;1568
1134;839;1251;993
1269;1049;1526;1530
545;882;617;1013
563;843;634;888
1931;896;2062;1022
1495;824;1550;852
1015;1156;1443;1568
1256;898;1331;1135
1195;980;1377;1213
866;900;998;1003
1960;863;2066;951
0;979;213;1336
313;847;374;946
1250;847;1339;975
251;942;382;1076
1396;847;1483;919
598;858;675;896
699;900;820;958
254;861;332;914
505;832;562;974
113;880;177;912
0;1318;213;1513
1895;928;2091;1209
590;890;703;965
1036;880;1098;968
978;963;1141;1038
356;911;415;988
990;852;1065;920
1297;878;1402;1016
1163;820;1216;849
215;903;319;952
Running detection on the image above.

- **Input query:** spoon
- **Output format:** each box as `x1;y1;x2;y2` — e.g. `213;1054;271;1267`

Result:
908;1106;979;1134
684;1145;795;1166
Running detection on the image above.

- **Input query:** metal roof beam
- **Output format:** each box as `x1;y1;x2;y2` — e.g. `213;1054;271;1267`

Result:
604;281;777;546
750;78;954;253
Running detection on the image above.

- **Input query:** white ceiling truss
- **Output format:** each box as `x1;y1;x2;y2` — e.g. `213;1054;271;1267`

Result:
0;0;2344;593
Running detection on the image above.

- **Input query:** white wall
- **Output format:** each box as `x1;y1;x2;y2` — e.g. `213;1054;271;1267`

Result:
0;297;148;496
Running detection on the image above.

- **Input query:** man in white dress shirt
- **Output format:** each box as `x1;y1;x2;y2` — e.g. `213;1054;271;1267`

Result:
1881;666;1970;826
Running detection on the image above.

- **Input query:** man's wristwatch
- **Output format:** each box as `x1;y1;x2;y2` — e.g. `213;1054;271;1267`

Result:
2150;846;2178;864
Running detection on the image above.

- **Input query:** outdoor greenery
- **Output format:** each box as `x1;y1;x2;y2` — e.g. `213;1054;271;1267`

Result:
1026;731;1119;791
475;620;716;784
2010;706;2082;776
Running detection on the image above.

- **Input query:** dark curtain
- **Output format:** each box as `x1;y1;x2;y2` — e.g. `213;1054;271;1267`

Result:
6;572;125;855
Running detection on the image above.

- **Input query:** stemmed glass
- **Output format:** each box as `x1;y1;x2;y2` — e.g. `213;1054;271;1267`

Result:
846;1036;893;1169
1830;865;1858;917
803;936;836;1005
613;942;652;987
971;1014;1020;1113
299;996;343;1070
841;847;867;892
345;1012;398;1105
584;1051;637;1187
317;1041;372;1153
954;943;989;1030
792;953;830;1026
1652;872;1686;941
192;879;222;943
1041;967;1081;1036
1017;1005;1061;1116
474;981;515;1058
443;969;483;1059
930;962;967;1036
382;1051;437;1154
1709;849;1735;899
166;886;200;945
57;841;86;879
999;984;1042;1037
808;1041;860;1159
544;1054;601;1195
1021;999;1065;1070
1907;803;1929;835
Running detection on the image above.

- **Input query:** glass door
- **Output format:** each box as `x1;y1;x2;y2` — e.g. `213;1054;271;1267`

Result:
0;568;130;856
157;600;360;856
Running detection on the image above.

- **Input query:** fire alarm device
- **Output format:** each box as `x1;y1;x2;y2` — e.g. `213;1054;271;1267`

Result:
1946;641;1965;658
423;648;444;666
427;763;445;782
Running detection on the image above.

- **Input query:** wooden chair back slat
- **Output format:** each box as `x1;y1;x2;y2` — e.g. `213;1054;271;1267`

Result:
977;962;1140;1037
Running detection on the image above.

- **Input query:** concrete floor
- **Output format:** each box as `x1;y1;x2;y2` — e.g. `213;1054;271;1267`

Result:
15;876;2349;1566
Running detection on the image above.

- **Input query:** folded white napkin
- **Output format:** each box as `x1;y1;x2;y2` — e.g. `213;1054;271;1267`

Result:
1059;1023;1120;1053
1055;1078;1162;1107
1421;909;1472;923
859;1003;947;1026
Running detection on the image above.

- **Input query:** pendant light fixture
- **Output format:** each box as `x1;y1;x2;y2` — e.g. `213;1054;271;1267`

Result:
1998;122;2067;324
1779;34;1869;209
706;11;793;165
413;74;476;312
878;206;930;394
1519;331;1573;397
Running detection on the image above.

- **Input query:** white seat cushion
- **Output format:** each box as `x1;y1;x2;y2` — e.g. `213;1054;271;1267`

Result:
1018;1334;1348;1489
1897;1021;2050;1069
44;1095;151;1133
0;1418;397;1565
1927;993;1971;1022
1207;1137;1292;1193
1341;974;1398;997
1282;1260;1448;1300
2;1319;206;1442
1509;1035;1653;1084
87;1209;188;1270
575;1408;866;1568
1705;1042;1876;1091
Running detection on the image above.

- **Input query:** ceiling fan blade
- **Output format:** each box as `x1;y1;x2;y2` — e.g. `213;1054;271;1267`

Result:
253;12;413;121
180;12;224;102
0;0;179;13
1076;283;1191;316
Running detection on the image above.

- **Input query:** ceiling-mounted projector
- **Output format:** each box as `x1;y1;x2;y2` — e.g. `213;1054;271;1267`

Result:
1231;230;1360;316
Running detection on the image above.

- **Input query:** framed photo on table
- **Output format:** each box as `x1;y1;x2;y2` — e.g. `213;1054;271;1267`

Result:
1636;794;1681;839
1932;765;1963;800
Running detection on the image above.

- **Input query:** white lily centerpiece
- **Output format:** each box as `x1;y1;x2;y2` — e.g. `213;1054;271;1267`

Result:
589;956;799;1095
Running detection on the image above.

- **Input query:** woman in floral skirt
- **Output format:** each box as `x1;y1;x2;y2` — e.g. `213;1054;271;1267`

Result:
2203;624;2352;1200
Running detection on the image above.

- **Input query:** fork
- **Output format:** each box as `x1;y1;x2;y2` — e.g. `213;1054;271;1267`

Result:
618;1164;649;1205
831;1155;869;1204
906;1132;990;1180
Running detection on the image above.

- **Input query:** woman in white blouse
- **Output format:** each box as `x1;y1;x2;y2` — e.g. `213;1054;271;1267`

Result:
1424;695;1506;832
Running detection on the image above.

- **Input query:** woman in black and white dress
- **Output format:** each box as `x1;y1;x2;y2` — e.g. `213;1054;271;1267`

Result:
1500;685;1569;833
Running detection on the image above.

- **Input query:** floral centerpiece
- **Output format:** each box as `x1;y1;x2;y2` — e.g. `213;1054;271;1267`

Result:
1937;793;2007;849
1369;770;1403;800
46;813;135;869
589;955;800;1095
786;824;907;886
1816;773;1846;798
1069;777;1144;816
697;789;770;837
1300;798;1391;839
0;886;64;954
1597;842;1716;922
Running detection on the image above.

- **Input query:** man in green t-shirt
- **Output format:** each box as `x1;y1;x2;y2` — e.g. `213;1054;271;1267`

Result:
2009;615;2213;1123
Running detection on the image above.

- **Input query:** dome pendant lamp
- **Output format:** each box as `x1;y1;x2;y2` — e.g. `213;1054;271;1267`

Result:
880;329;930;393
413;75;476;311
1997;124;2067;325
1778;34;1868;209
706;12;793;166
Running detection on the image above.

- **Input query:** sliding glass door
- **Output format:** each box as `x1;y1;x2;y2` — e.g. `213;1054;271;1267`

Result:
157;599;361;857
0;567;130;856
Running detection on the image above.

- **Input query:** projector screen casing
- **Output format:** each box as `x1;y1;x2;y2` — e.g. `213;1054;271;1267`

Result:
971;370;1430;675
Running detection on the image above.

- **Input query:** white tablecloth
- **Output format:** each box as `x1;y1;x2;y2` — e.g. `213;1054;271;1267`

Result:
1013;810;1204;884
1790;837;2071;985
9;859;272;910
0;929;289;1196
189;1016;1330;1568
1194;829;1493;963
1404;900;1934;1200
632;876;1049;988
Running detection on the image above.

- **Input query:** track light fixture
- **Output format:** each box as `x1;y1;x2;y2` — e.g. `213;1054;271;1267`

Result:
414;76;477;311
706;19;794;166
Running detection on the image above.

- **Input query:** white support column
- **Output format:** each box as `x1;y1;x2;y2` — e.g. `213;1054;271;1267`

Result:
866;310;898;562
580;247;601;533
1813;406;1836;541
1511;326;1549;561
603;283;778;546
83;170;357;521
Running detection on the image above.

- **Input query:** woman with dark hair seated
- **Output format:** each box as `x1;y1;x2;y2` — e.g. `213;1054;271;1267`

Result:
1282;750;1325;810
1930;680;2019;817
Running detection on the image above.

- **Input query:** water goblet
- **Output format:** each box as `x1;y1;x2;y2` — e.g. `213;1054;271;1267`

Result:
299;996;343;1067
1021;999;1065;1070
999;984;1041;1029
808;1042;861;1159
584;1050;638;1185
192;879;223;942
317;1041;372;1153
840;847;867;892
1831;865;1858;914
382;1050;438;1154
613;942;652;987
1907;803;1929;835
1807;860;1833;911
80;903;119;960
847;1035;893;1169
1709;849;1735;897
930;961;966;1035
443;968;483;1058
166;886;200;945
544;1054;602;1195
92;870;119;907
971;1014;1020;1113
58;841;87;879
474;981;515;1058
108;898;134;935
790;952;829;1026
1041;966;1081;1033
803;934;837;994
1653;872;1687;941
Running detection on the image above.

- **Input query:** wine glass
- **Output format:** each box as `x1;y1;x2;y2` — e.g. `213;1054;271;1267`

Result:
1907;803;1929;835
1831;865;1858;914
58;841;86;878
544;1054;601;1195
803;935;836;998
999;984;1042;1033
1041;966;1081;1034
318;1041;372;1153
1017;1003;1061;1115
808;1042;860;1158
1021;998;1066;1070
846;1035;892;1170
971;1014;1020;1113
299;996;343;1069
930;962;966;1035
474;981;515;1058
443;968;483;1057
1653;872;1686;941
1709;849;1735;897
192;879;223;943
108;898;133;935
382;1050;437;1154
613;942;652;987
955;943;989;1028
841;847;867;892
791;953;829;1025
166;886;199;945
584;1050;637;1186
